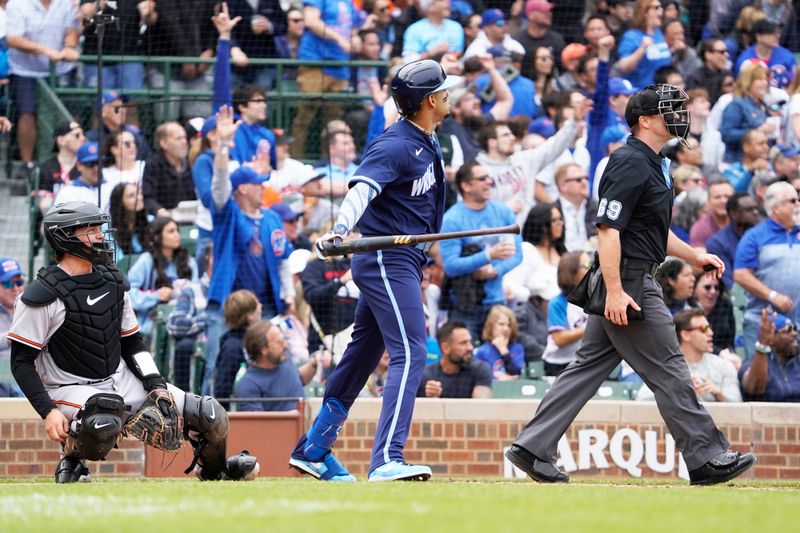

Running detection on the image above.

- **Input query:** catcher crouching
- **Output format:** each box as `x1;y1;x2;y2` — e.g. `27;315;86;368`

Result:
8;202;259;483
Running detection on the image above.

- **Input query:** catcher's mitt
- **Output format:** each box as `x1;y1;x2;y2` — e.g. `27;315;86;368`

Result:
125;388;183;452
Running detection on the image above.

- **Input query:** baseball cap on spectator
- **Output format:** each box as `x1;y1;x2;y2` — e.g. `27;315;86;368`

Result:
200;115;217;137
752;18;780;36
481;9;505;28
772;313;794;332
230;166;267;189
487;45;513;62
271;202;303;222
769;144;800;164
288;249;312;275
561;44;587;70
609;77;636;96
624;87;662;127
0;258;22;283
98;90;128;110
601;125;630;148
528;116;556;138
297;167;327;187
525;0;553;15
54;121;81;138
77;142;100;164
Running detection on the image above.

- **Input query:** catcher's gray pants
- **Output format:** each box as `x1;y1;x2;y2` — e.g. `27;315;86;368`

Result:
513;275;729;471
47;363;186;425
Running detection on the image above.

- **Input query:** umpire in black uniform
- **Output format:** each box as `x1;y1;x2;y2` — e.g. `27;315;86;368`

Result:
505;85;756;486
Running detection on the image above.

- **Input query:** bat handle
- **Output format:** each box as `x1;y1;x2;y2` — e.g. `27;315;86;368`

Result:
318;240;342;258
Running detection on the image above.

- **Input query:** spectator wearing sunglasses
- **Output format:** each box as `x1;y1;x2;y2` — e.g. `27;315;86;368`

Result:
0;258;24;397
636;308;742;402
734;182;800;360
53;142;112;212
692;273;736;357
685;38;732;106
740;310;800;402
463;9;525;59
553;163;596;252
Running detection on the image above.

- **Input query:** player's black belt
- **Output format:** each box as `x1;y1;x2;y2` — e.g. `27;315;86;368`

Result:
620;257;659;276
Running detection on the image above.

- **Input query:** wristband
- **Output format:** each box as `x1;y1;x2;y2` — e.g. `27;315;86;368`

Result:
333;223;348;236
754;341;772;354
768;290;777;303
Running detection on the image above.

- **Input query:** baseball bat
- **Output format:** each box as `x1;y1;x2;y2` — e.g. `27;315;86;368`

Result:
318;224;521;257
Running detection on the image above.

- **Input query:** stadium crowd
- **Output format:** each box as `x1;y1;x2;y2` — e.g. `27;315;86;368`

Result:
1;0;800;408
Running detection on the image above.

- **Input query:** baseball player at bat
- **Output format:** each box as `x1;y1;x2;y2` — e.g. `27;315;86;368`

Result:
9;202;258;483
288;59;460;482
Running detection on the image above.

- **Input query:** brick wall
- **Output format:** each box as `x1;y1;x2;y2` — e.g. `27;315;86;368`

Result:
3;399;799;480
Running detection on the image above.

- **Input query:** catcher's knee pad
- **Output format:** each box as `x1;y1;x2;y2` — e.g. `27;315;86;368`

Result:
183;394;229;444
69;393;125;461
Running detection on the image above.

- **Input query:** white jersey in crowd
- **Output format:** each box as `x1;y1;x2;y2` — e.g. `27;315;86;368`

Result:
636;352;742;402
476;119;578;224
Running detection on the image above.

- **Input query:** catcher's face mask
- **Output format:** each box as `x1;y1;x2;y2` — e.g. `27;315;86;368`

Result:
654;84;692;149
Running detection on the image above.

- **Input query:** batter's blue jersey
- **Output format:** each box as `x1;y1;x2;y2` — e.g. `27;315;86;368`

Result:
351;119;447;237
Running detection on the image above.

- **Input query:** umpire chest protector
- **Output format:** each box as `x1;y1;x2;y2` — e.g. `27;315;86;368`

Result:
22;264;129;379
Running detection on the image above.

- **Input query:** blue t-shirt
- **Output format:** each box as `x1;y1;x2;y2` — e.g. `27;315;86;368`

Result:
734;218;800;323
474;342;525;379
617;28;672;90
231;121;277;170
402;18;464;57
231;212;275;312
440;201;522;305
297;0;356;80
739;355;800;402
352;119;448;237
235;359;305;411
735;45;796;89
474;72;538;119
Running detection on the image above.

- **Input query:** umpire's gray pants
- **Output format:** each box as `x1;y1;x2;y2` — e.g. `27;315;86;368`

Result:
514;275;729;471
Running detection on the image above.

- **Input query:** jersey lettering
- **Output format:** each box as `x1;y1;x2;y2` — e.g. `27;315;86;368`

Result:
597;198;607;218
410;162;436;197
607;200;622;221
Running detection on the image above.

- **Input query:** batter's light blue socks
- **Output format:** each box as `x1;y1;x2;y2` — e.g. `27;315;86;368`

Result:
303;398;348;462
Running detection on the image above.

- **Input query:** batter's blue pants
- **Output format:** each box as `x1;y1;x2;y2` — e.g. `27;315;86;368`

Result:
322;248;428;472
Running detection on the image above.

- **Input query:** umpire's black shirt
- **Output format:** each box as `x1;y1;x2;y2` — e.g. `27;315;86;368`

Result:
595;136;674;263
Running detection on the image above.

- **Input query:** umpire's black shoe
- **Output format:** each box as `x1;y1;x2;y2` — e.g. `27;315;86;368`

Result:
222;450;260;481
688;450;756;486
55;455;91;483
505;444;569;483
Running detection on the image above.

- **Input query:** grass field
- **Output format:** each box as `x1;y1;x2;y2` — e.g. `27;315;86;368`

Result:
1;477;799;533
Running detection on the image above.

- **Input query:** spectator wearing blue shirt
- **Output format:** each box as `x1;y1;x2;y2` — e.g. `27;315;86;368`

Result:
614;0;672;90
734;19;796;90
740;310;800;402
440;162;522;340
722;129;770;193
541;251;589;376
734;182;800;360
706;192;760;288
401;0;464;62
202;106;294;394
231;84;278;169
474;46;537;119
474;305;525;381
290;0;357;159
720;62;771;164
236;320;317;412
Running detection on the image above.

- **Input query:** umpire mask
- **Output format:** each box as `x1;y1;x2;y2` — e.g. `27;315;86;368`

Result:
654;84;692;149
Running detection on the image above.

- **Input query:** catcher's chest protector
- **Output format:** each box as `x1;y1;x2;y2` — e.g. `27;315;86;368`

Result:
38;265;127;379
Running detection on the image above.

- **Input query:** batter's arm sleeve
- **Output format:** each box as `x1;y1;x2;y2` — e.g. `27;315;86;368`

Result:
335;181;378;231
10;342;57;419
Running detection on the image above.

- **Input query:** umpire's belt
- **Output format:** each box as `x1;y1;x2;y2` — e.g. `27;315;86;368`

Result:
620;257;659;276
415;242;432;252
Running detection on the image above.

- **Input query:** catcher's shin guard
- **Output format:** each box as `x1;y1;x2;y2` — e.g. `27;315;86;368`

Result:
182;394;229;480
65;393;126;461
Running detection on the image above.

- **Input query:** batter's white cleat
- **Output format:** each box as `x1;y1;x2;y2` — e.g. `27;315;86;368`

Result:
368;461;432;482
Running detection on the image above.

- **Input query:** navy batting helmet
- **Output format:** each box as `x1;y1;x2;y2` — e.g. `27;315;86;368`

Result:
391;60;462;117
